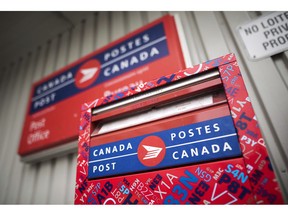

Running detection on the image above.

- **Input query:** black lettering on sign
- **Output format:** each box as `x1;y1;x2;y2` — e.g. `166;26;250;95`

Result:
262;33;288;51
244;25;259;36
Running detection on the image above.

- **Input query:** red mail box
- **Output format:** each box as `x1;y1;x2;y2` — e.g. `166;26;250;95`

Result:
75;53;284;204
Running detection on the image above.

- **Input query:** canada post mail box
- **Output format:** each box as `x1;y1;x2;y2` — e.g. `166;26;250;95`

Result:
75;53;285;204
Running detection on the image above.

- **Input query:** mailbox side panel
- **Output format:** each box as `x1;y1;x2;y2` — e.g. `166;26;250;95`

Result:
218;61;284;204
75;108;92;204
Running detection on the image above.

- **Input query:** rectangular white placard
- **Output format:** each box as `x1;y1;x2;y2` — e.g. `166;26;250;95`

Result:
237;11;288;60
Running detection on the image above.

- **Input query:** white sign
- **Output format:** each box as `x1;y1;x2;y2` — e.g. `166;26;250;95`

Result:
237;11;288;60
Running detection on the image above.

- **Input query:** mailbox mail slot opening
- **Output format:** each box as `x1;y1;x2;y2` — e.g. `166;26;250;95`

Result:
91;69;225;136
91;88;227;137
91;89;227;137
92;69;220;116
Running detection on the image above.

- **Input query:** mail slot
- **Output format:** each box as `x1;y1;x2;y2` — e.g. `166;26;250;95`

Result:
75;53;284;204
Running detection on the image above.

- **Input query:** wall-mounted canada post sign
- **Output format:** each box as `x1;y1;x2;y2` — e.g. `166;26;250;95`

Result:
75;53;285;205
18;15;185;160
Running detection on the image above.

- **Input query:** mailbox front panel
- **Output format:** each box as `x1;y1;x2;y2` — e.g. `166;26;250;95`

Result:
75;53;284;204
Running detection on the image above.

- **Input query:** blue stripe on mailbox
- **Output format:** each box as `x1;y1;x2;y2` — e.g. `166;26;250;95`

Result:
88;115;242;179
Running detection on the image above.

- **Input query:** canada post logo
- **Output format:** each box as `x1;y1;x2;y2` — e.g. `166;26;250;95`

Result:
74;59;101;89
137;136;166;167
